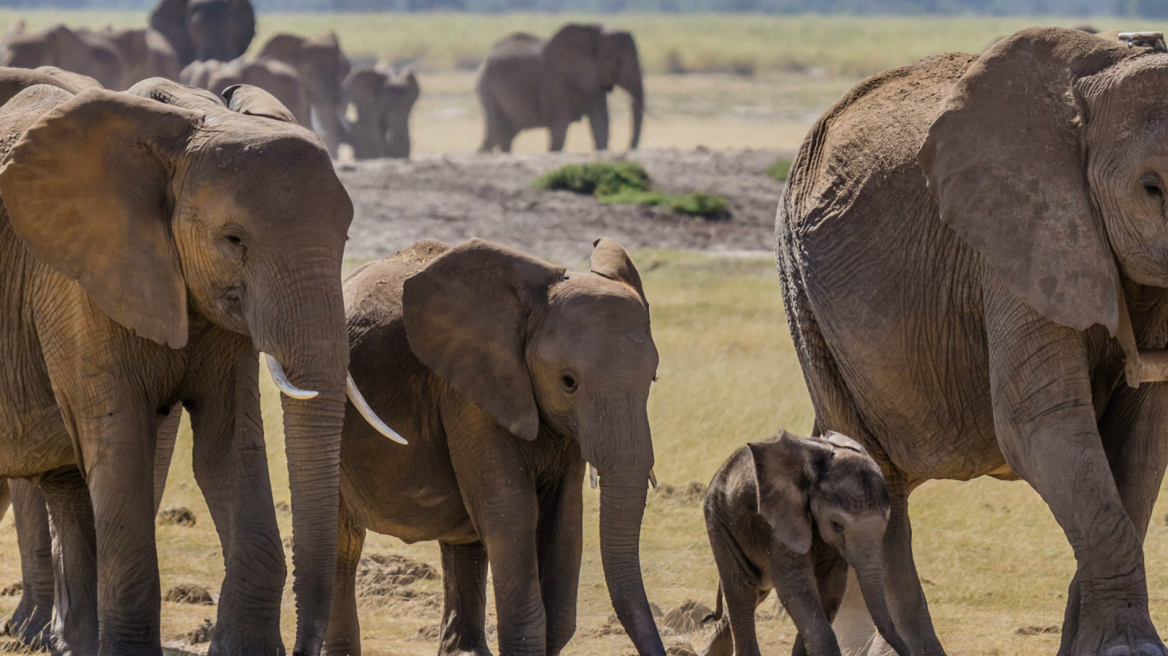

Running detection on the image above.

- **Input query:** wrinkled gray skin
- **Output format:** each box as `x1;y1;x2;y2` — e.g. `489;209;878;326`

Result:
0;411;178;650
149;0;255;66
779;27;1168;656
259;32;351;158
476;23;643;153
323;238;666;656
0;69;366;656
182;58;312;127
2;23;126;90
342;66;418;159
700;431;908;656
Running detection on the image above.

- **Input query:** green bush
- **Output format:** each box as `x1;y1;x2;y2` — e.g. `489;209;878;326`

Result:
536;161;728;218
768;158;793;182
533;162;652;197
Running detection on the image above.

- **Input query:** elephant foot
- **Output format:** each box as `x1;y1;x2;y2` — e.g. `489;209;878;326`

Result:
1063;589;1165;656
207;621;285;656
4;599;52;650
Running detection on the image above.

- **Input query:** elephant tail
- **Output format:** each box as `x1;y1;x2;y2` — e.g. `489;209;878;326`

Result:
702;583;723;625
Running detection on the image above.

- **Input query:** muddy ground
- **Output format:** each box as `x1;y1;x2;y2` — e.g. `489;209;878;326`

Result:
339;148;786;264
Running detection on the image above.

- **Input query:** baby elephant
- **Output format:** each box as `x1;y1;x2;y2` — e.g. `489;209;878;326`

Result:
701;430;908;656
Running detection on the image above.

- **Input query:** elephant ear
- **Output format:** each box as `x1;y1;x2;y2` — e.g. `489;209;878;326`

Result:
226;0;254;60
127;76;225;112
749;431;826;555
222;83;298;124
822;430;866;456
590;237;646;305
0;88;201;348
543;23;602;91
918;27;1137;335
149;0;194;65
403;238;565;441
258;32;306;66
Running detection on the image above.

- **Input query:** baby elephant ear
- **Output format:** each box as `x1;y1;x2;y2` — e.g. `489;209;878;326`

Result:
590;237;646;305
822;430;867;456
222;84;298;124
749;433;817;555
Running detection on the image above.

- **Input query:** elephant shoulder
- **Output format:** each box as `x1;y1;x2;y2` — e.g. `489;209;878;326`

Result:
344;240;451;320
486;32;542;61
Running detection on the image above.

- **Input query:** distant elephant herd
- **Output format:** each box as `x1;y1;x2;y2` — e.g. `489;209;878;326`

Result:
0;1;644;160
0;15;1167;656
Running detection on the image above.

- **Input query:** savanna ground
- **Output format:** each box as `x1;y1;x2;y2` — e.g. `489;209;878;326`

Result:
5;11;1168;656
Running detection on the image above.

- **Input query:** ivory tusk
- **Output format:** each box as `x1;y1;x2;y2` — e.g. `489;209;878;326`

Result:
649;469;657;489
262;353;319;400
589;463;598;489
347;373;408;445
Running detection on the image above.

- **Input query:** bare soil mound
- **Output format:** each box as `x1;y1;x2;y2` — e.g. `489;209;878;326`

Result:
339;149;784;264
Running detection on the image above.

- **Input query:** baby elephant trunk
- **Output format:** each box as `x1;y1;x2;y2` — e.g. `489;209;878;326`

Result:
854;558;911;656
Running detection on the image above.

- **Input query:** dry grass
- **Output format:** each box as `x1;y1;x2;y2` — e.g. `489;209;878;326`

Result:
6;251;1168;654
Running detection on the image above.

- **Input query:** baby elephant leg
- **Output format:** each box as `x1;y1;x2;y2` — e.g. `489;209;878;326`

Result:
439;541;491;656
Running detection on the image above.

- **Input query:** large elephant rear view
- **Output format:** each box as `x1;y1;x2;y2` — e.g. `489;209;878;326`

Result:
476;23;643;153
149;0;254;65
779;28;1168;656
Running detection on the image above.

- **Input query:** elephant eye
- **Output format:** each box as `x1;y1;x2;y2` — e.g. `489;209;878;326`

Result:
831;520;845;534
225;235;242;245
1141;174;1164;200
561;373;578;393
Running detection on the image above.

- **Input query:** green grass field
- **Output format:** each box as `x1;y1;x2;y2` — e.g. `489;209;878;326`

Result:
6;251;1168;654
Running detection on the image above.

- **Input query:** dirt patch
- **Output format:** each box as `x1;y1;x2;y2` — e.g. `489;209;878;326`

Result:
654;482;708;506
163;584;214;605
357;553;439;594
157;506;197;527
0;582;20;596
179;620;214;645
1016;625;1060;636
339;149;784;264
662;600;714;634
585;603;665;637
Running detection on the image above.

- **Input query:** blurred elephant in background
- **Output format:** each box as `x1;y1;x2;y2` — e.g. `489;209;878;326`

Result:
0;69;392;656
342;65;417;159
100;27;182;86
779;27;1168;656
182;57;312;126
1;22;126;90
259;32;350;157
323;238;667;656
476;23;643;153
149;0;254;65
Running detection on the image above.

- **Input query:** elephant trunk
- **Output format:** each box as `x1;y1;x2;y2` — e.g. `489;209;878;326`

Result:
598;472;665;656
251;260;349;656
854;559;910;656
386;118;410;159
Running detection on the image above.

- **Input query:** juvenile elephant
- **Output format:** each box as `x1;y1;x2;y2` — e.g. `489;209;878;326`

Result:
1;23;126;90
323;238;666;656
101;27;182;87
182;58;312;127
149;0;254;65
342;66;418;159
259;32;351;157
779;27;1168;655
700;431;908;656
477;23;644;153
0;70;392;656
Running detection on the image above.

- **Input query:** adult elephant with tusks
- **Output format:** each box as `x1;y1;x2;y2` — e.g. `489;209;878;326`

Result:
780;28;1168;656
476;23;644;153
322;238;665;656
0;70;396;656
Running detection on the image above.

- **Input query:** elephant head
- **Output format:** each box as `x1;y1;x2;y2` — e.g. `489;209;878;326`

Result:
100;27;183;87
544;23;644;149
342;66;418;159
749;431;908;656
259;32;351;156
2;24;126;91
0;79;393;656
918;27;1168;381
149;0;254;65
401;238;665;656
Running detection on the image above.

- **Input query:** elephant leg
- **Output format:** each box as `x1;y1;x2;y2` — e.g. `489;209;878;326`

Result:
548;118;570;152
833;568;894;656
187;345;285;655
985;287;1162;656
816;556;849;625
477;92;509;153
438;541;491;656
587;100;610;151
5;480;53;648
0;478;9;521
538;461;585;656
38;466;98;656
770;539;838;656
323;500;366;656
879;480;944;655
1054;380;1168;655
152;401;182;513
